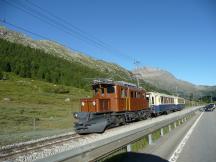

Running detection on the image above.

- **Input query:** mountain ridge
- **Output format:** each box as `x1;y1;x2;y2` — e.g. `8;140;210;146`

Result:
133;67;216;99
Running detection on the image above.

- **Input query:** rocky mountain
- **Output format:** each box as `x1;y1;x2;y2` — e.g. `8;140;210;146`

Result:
0;26;131;81
133;67;216;99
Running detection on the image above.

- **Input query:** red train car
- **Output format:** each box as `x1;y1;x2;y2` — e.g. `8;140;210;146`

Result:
74;79;150;134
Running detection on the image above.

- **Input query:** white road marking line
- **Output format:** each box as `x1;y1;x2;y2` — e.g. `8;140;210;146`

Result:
169;112;204;162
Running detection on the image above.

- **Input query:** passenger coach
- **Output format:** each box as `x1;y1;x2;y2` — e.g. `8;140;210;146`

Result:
146;92;185;116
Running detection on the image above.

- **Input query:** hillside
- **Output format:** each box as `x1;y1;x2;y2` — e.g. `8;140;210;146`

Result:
1;26;215;99
0;26;170;93
0;26;131;81
0;72;91;145
133;67;216;100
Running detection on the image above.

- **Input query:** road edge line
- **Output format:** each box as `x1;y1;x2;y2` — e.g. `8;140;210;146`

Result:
168;112;204;162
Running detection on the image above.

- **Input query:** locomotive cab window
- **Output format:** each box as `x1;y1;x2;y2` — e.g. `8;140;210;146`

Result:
130;91;134;98
93;87;99;95
101;88;105;95
107;85;115;94
121;88;127;97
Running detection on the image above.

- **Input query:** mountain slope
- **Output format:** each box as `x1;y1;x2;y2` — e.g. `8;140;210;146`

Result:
1;26;168;93
0;26;131;81
133;67;216;99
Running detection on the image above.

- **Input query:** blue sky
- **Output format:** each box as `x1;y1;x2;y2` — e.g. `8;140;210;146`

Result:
0;0;216;85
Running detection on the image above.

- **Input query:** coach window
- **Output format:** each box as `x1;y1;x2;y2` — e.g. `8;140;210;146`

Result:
161;97;163;104
146;95;149;101
152;97;154;104
107;85;115;94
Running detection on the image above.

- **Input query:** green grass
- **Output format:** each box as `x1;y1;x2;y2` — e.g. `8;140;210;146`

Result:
0;73;91;145
131;136;148;152
152;129;161;141
163;126;170;134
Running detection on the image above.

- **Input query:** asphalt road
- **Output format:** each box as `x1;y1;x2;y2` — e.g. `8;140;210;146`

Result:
142;111;201;161
142;110;216;162
176;110;216;162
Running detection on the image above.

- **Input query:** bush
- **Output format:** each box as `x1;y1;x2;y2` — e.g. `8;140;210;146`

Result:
42;86;69;94
54;86;70;94
0;71;3;80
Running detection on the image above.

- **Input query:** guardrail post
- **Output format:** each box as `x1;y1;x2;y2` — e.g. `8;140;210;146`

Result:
148;134;152;145
182;118;184;123
178;120;181;125
127;144;131;152
184;117;187;122
169;125;171;132
160;128;164;136
174;122;177;128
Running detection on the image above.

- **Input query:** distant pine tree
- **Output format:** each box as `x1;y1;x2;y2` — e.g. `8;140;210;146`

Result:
0;38;109;90
0;38;169;93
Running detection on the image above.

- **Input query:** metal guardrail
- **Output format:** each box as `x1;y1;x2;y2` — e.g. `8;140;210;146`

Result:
37;106;202;162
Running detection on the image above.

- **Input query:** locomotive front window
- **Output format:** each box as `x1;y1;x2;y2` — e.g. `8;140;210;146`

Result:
94;87;99;95
107;85;115;93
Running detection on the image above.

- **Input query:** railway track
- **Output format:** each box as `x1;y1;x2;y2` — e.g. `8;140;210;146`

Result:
0;132;81;162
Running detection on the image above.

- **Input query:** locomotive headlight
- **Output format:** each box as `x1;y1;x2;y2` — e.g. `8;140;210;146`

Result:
92;101;96;106
73;113;78;119
81;102;85;106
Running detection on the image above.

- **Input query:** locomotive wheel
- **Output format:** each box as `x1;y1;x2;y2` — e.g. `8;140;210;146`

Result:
119;116;126;125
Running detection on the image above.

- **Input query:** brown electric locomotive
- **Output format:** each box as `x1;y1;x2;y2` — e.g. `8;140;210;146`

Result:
73;79;150;134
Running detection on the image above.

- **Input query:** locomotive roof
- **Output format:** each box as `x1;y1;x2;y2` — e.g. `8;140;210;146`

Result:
92;79;138;89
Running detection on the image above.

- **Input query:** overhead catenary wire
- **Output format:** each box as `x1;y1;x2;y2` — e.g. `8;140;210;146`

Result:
0;19;95;58
25;0;115;50
24;0;133;60
2;0;134;61
0;19;51;40
1;0;107;50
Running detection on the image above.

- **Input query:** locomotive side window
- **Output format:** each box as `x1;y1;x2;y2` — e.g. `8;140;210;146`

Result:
152;97;154;104
142;93;146;99
130;91;134;98
135;92;137;98
101;88;104;95
121;88;127;97
137;92;140;98
107;85;115;93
